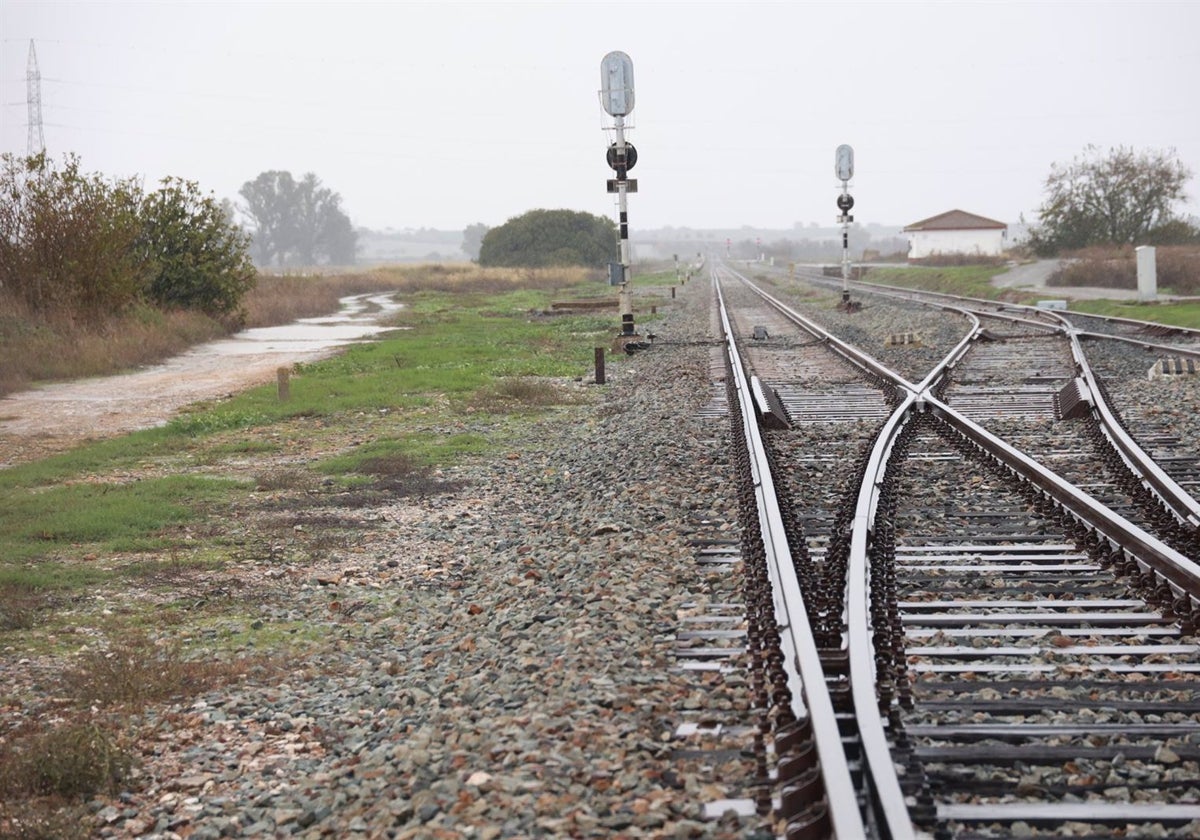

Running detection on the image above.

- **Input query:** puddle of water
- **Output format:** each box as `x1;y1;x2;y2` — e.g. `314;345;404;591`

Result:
197;293;407;357
0;292;408;447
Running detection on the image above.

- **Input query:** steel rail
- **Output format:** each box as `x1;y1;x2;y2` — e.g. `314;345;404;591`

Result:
721;266;922;394
797;267;1200;343
721;262;927;838
1065;331;1200;529
849;267;1200;592
718;261;1200;835
712;267;867;838
794;268;1200;532
843;394;920;840
922;392;1200;600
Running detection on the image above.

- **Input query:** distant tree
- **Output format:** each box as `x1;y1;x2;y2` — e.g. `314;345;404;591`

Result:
478;209;616;268
1027;145;1193;255
462;222;489;261
238;170;296;266
139;177;257;319
238;170;356;266
291;172;358;266
0;152;151;322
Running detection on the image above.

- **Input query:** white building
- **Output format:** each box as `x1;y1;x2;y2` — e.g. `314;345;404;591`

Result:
903;209;1007;260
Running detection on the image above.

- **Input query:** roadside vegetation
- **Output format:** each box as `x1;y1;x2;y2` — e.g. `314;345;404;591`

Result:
0;272;399;398
0;152;254;398
1047;245;1200;296
1067;298;1200;328
1016;144;1200;302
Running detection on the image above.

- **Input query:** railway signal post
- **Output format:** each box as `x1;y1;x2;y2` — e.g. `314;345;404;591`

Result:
600;51;638;339
835;144;858;312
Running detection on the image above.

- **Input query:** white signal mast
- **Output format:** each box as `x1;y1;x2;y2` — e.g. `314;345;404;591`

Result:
835;144;856;310
600;51;638;338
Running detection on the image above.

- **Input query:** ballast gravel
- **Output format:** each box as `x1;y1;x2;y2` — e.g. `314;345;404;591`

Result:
67;270;1200;839
87;276;768;840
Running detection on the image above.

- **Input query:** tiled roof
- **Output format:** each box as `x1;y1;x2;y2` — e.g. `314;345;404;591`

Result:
903;209;1007;232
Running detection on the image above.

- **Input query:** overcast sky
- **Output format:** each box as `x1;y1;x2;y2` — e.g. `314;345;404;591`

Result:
2;0;1198;233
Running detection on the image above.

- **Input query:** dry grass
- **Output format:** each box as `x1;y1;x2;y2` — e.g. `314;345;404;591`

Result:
469;376;585;413
354;452;468;499
0;296;224;397
0;581;52;631
369;263;598;295
1049;245;1200;294
241;271;400;328
0;799;90;840
0;717;132;801
60;633;269;709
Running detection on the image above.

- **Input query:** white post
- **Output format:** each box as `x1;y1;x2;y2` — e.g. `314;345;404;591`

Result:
841;185;851;301
614;114;633;335
1136;245;1157;302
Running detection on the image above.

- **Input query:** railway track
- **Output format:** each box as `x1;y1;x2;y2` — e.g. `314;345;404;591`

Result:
710;262;1200;838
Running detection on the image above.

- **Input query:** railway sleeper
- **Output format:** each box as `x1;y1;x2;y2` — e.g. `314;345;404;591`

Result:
936;803;1200;831
906;723;1200;741
915;742;1200;763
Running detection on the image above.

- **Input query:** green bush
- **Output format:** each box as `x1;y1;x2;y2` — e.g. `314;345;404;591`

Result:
0;153;150;323
0;153;257;325
478;208;616;268
140;177;257;319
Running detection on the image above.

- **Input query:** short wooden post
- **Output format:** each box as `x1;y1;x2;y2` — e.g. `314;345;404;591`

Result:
594;347;606;385
277;367;290;401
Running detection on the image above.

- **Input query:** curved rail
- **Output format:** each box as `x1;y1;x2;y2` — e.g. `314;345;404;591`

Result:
801;267;1200;532
716;261;1200;837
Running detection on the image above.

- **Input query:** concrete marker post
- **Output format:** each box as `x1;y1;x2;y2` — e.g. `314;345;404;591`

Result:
1137;245;1158;302
277;367;290;402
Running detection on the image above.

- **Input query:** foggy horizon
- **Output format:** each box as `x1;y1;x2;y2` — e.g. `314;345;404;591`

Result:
3;1;1198;234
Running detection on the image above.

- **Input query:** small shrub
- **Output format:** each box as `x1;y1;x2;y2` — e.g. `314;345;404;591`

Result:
60;634;259;708
469;377;580;412
253;468;314;492
357;453;463;496
0;581;48;631
0;717;132;800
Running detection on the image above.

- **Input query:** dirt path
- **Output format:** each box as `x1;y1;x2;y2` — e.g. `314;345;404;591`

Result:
0;294;403;467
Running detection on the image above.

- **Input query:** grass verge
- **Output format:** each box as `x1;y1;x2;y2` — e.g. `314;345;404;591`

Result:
0;264;615;636
1067;299;1200;329
0;263;663;836
858;264;1027;301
